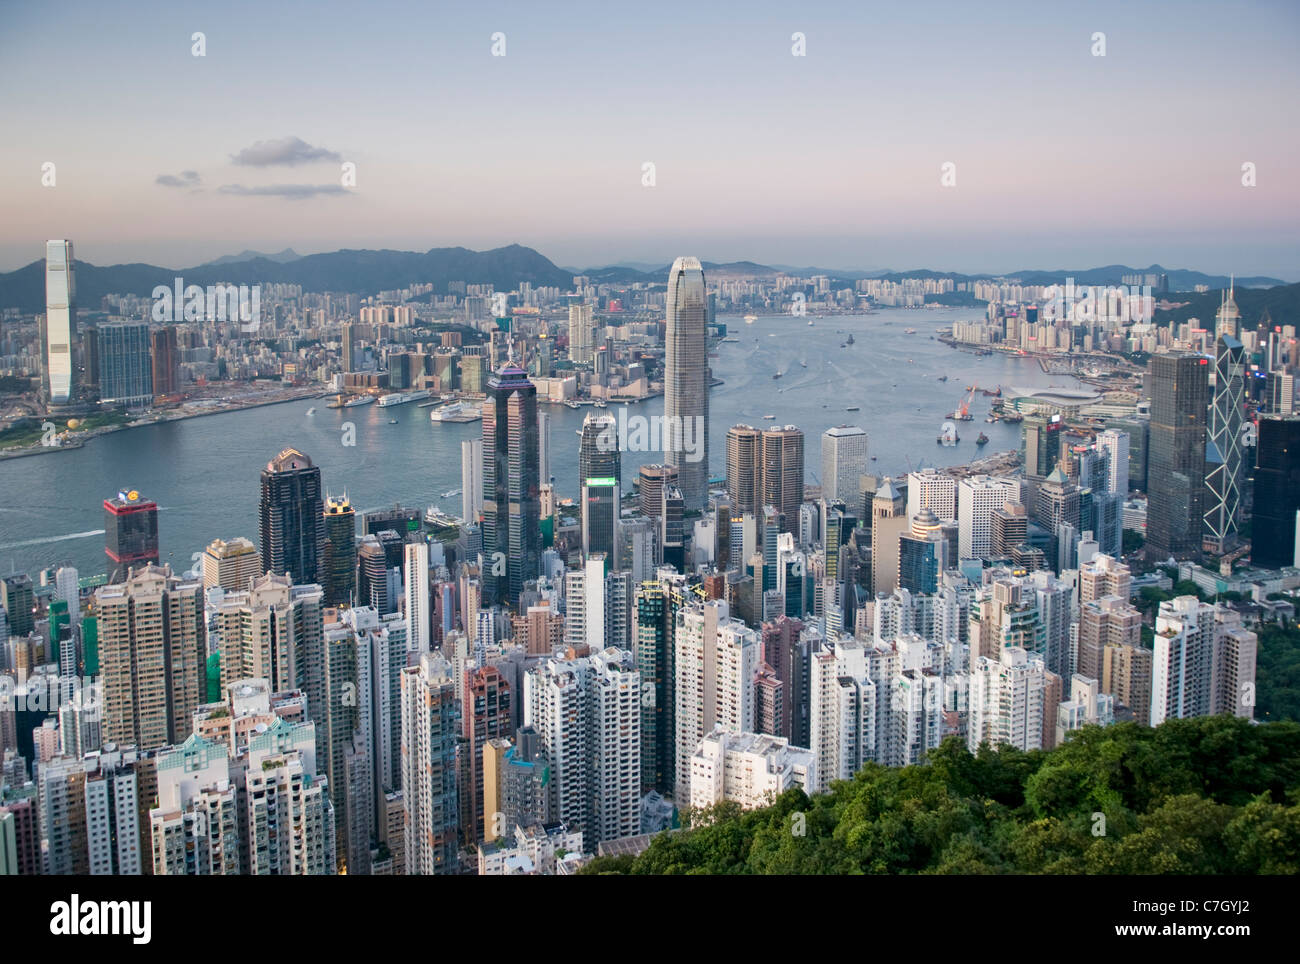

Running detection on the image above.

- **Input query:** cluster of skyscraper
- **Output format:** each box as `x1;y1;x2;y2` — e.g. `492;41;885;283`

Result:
3;252;1294;879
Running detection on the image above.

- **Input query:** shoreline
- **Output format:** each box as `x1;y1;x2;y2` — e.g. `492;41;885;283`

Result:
0;387;324;461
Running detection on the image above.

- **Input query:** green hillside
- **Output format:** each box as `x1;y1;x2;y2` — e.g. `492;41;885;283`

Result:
582;716;1300;875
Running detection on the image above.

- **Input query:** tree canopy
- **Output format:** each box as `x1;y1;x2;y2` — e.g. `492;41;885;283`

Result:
581;716;1300;875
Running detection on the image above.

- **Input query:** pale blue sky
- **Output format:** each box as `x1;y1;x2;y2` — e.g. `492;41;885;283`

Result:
2;0;1297;277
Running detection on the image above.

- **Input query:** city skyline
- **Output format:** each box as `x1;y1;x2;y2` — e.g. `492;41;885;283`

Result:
2;1;1298;276
2;0;1299;891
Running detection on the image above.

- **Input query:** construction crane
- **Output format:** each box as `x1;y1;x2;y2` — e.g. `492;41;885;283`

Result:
949;387;977;421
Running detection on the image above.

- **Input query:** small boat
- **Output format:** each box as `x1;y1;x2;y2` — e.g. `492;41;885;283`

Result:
937;375;948;382
306;407;316;416
807;320;814;326
744;314;758;324
564;399;581;409
846;333;855;345
442;488;462;498
773;371;783;379
904;328;916;334
871;455;877;461
976;433;989;446
388;418;398;424
846;406;860;412
593;399;607;408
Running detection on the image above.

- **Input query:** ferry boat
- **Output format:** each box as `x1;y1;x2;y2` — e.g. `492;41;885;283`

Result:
378;389;432;407
343;395;375;408
423;507;464;534
846;406;860;412
429;402;482;423
763;414;776;420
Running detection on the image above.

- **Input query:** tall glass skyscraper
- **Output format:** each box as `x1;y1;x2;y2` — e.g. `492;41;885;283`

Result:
1253;415;1300;569
1146;353;1209;560
97;321;154;407
663;256;709;510
482;361;540;607
42;240;76;407
259;448;326;585
104;489;159;582
579;413;620;567
1205;285;1245;554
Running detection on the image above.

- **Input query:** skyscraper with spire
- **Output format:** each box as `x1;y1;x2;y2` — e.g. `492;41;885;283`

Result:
1205;279;1245;554
663;256;710;510
481;356;540;608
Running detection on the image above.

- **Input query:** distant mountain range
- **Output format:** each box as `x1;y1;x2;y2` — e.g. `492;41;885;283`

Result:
0;246;1288;313
201;248;303;266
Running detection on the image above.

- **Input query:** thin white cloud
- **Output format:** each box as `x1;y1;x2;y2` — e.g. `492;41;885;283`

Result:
230;136;341;167
218;183;349;199
155;170;201;187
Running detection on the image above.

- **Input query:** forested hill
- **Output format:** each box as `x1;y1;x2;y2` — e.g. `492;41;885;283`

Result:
582;716;1300;875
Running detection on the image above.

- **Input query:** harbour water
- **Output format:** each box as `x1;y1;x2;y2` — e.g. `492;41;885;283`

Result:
0;308;1078;577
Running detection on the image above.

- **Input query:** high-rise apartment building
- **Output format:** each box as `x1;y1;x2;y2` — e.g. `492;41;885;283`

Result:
663;256;709;509
672;599;757;805
524;648;640;849
568;302;594;365
1151;597;1256;725
200;536;261;593
95;565;206;750
404;542;430;653
968;646;1047;752
400;652;460;874
689;730;815;812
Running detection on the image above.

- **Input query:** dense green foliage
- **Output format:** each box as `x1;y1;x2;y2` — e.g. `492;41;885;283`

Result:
581;717;1300;875
1257;623;1300;723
